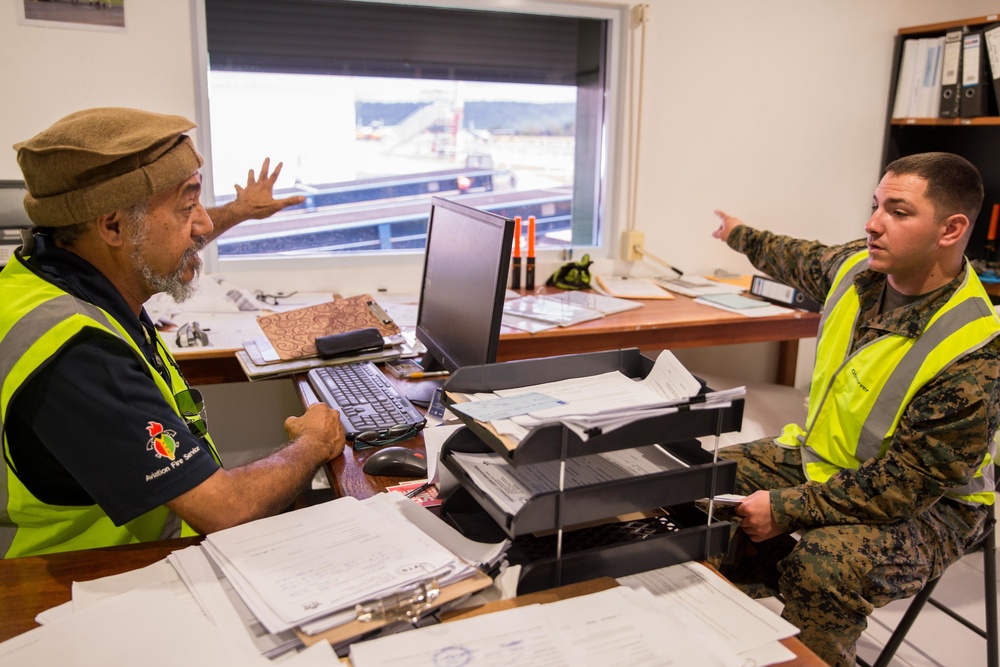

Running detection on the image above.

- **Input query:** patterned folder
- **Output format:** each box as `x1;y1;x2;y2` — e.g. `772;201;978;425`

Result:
256;294;400;360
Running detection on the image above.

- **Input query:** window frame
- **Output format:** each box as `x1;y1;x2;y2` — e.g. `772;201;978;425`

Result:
190;0;629;281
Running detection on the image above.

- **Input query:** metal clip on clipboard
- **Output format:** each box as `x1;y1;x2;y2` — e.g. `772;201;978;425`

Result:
365;299;393;326
354;578;441;623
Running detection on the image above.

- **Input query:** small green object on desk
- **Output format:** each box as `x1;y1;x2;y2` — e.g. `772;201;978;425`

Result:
546;253;593;290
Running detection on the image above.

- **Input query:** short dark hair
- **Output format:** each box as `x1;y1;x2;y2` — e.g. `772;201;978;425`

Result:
45;220;90;247
884;152;984;225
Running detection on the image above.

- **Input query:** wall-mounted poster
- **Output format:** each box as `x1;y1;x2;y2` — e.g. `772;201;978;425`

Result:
18;0;125;32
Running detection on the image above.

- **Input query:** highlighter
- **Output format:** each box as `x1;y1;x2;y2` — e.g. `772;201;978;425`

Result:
526;215;536;290
511;216;522;289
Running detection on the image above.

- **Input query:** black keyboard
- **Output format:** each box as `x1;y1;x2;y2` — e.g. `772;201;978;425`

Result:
306;362;426;440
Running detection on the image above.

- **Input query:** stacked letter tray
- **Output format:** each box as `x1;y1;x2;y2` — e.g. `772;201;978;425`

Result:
441;348;744;465
441;487;731;595
436;348;742;594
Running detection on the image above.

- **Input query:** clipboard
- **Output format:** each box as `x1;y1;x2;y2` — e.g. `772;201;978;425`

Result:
256;294;400;361
294;570;493;648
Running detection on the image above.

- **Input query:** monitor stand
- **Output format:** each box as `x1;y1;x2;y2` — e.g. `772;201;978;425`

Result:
406;352;447;408
406;379;444;408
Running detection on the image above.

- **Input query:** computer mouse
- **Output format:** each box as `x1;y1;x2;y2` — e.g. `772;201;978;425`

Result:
362;446;428;478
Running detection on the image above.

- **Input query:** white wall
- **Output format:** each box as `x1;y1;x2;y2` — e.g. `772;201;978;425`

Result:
3;0;999;387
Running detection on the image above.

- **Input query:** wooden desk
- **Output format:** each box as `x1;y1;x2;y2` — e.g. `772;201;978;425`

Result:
0;539;827;665
175;295;820;387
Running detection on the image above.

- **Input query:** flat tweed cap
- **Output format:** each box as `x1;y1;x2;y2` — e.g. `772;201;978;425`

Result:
13;107;204;227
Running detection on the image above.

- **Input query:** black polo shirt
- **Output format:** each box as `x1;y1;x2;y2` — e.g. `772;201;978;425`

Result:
5;233;220;526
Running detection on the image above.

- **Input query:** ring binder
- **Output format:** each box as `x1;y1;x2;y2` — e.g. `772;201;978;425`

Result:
354;578;441;623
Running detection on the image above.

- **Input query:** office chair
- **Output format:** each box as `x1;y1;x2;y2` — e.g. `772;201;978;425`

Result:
857;502;997;667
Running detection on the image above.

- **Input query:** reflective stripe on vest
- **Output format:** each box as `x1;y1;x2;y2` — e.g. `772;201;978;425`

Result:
779;251;999;506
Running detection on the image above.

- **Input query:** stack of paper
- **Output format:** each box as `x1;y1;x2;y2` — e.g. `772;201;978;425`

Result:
592;274;673;299
654;275;745;298
449;444;689;515
450;350;744;442
199;494;500;636
502;291;641;333
349;584;747;667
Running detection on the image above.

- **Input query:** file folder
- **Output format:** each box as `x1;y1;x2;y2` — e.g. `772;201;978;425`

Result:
940;28;965;118
749;275;821;312
983;23;1000;115
961;31;995;117
891;38;918;118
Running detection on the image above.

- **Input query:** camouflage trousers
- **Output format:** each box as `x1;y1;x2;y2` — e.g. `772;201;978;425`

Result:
712;438;981;667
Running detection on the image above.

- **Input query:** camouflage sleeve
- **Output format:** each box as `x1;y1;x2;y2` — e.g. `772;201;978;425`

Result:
770;344;1000;531
727;226;867;303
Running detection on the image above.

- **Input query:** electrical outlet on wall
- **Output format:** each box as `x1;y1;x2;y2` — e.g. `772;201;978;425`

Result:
621;230;645;261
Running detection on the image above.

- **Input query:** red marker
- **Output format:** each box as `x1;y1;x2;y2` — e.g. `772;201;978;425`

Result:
511;216;522;289
526;216;536;290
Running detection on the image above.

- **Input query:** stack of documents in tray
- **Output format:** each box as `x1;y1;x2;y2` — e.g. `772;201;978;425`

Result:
450;444;689;514
450;350;745;443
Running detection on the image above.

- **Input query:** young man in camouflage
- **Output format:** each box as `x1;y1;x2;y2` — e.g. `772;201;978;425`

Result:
711;152;999;667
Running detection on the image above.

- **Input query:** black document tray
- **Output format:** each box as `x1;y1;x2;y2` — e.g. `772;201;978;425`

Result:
441;486;732;595
441;428;736;537
441;348;744;465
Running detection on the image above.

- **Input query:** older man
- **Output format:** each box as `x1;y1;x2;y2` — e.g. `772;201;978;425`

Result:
1;107;345;558
711;152;1000;666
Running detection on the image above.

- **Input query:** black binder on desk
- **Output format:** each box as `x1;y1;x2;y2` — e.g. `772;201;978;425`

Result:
983;23;1000;114
961;31;996;117
940;28;965;118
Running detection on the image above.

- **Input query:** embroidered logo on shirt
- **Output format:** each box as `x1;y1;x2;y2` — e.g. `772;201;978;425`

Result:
146;421;179;460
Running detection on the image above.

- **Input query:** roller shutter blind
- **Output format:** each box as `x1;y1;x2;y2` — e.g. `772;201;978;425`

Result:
204;0;605;86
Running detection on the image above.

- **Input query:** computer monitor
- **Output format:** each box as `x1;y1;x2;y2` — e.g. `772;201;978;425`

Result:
409;197;515;405
0;181;30;268
0;181;30;228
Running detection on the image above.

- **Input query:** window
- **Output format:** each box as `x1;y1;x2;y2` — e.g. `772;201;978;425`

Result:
197;0;625;263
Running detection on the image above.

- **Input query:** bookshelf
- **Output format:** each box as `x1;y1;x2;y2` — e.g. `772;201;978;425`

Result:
882;13;1000;263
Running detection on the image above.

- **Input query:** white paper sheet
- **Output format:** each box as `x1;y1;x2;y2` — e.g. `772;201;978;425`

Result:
618;561;799;663
201;495;471;633
0;587;271;667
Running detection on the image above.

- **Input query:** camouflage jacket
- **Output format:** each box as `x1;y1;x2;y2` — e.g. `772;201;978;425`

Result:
728;226;1000;535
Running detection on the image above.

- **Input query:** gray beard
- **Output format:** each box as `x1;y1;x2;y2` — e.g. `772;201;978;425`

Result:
124;203;207;303
139;245;204;303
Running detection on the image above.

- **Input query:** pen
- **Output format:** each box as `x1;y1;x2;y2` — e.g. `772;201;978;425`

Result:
511;216;522;289
405;481;435;498
407;371;450;379
525;215;536;290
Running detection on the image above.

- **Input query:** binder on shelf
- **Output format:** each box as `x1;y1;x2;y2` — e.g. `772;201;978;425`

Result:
891;38;919;118
940;28;965;118
749;275;821;312
915;37;944;118
961;31;995;118
983;23;1000;114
